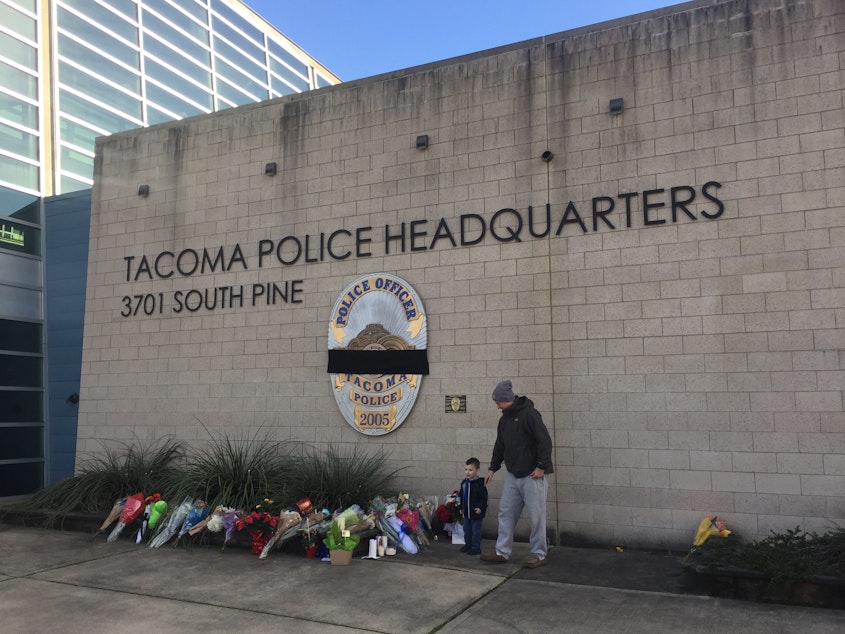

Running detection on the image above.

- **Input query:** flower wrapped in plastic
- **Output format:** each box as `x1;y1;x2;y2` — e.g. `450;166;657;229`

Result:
99;497;127;533
149;496;193;548
173;499;209;544
693;515;731;547
135;494;164;543
683;515;731;564
369;496;419;554
217;507;242;551
107;492;145;543
259;510;303;559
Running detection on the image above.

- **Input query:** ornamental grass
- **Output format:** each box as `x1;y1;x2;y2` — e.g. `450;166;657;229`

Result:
287;444;402;511
161;427;300;512
16;437;185;520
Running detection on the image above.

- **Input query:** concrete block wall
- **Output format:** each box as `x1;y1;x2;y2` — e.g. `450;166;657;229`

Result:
81;0;844;548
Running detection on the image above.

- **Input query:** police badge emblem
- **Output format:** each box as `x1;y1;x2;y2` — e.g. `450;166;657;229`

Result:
327;274;428;435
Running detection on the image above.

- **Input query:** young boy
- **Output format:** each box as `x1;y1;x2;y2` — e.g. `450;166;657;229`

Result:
460;457;488;555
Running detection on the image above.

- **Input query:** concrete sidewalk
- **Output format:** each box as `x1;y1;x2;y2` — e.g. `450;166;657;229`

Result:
1;523;843;633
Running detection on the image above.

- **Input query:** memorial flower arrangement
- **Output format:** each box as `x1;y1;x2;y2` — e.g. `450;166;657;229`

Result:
435;491;462;524
236;499;281;555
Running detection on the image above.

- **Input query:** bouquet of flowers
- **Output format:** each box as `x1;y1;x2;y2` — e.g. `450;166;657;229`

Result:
236;499;281;555
149;496;193;548
258;510;302;559
435;491;463;525
173;499;209;545
107;492;145;543
203;506;241;551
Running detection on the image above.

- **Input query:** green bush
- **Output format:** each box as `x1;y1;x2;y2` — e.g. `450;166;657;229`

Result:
17;437;185;519
687;526;845;583
14;433;400;520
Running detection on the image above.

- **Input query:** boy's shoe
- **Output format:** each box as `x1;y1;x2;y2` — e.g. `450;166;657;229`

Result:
480;552;508;563
524;555;546;569
459;545;470;553
465;548;481;555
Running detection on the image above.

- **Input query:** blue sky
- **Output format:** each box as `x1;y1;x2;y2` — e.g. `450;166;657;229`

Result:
245;0;682;81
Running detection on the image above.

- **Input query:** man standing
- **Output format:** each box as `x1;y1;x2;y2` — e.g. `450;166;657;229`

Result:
481;379;554;569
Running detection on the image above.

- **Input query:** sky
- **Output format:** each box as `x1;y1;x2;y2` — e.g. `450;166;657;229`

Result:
245;0;683;81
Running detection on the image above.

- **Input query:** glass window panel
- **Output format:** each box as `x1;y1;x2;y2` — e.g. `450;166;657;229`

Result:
212;21;263;64
57;7;139;67
59;174;90;193
144;33;210;73
269;60;309;92
0;154;37;191
211;0;262;45
145;83;205;119
214;56;267;100
98;0;137;20
0;217;39;254
59;117;103;148
270;76;297;98
7;0;38;13
315;73;332;89
213;75;256;107
60;0;137;43
0;354;40;387
58;61;142;119
267;40;308;76
0;122;37;158
143;0;208;43
213;37;265;84
7;196;39;223
0;425;42;459
59;144;93;179
146;102;175;125
59;89;140;132
0;92;38;129
0;32;37;69
179;0;208;24
0;60;37;99
58;35;140;94
0;461;42;495
0;461;43;496
144;59;212;109
0;320;40;353
0;3;36;40
142;13;210;65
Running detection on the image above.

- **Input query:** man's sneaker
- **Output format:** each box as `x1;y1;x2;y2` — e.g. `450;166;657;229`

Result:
524;555;546;569
465;548;481;555
459;545;470;553
480;552;508;563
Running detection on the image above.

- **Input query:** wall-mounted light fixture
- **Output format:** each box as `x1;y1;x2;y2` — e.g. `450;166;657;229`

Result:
541;150;554;163
264;162;277;175
138;184;149;197
609;98;624;115
416;134;429;150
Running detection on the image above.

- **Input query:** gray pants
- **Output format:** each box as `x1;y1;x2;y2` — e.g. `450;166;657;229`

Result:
495;471;548;558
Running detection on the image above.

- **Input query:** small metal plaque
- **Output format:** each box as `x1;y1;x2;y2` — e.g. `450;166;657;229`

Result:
445;395;466;413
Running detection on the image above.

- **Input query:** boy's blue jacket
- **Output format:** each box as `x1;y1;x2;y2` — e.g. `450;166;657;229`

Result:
461;477;488;519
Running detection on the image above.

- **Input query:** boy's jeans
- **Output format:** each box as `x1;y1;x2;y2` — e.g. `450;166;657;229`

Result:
463;517;483;552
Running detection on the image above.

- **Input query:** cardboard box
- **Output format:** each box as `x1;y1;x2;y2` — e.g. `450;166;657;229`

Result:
330;549;353;566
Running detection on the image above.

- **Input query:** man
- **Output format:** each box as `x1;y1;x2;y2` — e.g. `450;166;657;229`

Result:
481;379;554;569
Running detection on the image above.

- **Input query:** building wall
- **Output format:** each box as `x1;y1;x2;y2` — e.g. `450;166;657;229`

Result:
81;0;844;548
44;190;90;482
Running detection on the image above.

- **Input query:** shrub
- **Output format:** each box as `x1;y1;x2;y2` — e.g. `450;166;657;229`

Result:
17;437;185;519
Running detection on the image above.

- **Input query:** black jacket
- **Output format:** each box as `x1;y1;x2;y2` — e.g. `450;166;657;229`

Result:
460;477;488;519
489;396;554;478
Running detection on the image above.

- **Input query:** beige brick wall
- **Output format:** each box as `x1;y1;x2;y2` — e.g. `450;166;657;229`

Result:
81;0;844;548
